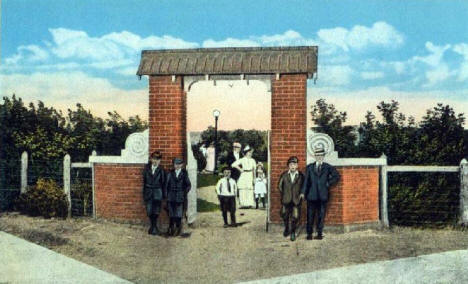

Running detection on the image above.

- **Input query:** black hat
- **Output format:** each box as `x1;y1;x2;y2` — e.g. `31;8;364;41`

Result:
173;158;184;164
151;151;162;159
287;156;299;165
221;165;232;172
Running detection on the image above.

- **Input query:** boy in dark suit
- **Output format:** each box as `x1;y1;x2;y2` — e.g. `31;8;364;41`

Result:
278;156;304;241
300;146;340;240
166;158;192;237
142;151;166;235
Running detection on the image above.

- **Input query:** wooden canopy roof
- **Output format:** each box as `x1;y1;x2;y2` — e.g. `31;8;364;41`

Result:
136;46;318;78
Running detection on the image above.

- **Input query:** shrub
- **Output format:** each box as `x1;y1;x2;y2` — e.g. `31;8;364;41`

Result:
15;178;68;218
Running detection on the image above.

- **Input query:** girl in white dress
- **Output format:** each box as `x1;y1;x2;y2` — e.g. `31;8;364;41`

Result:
254;171;267;209
232;145;256;208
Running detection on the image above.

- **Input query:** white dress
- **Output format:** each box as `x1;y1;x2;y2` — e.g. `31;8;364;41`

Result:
204;146;215;172
254;178;267;198
232;157;256;207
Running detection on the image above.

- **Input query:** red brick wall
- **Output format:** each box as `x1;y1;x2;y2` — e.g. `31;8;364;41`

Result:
94;163;170;223
270;74;307;223
149;76;186;169
94;164;146;221
338;166;380;224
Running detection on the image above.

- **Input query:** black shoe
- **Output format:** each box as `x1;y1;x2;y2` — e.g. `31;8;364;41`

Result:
150;226;159;235
223;224;229;228
148;226;153;235
230;223;237;227
306;234;313;240
283;228;290;237
174;226;181;236
290;231;296;242
167;226;174;236
315;234;323;240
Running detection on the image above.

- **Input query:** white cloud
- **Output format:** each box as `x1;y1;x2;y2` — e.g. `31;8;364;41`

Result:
423;64;452;87
453;43;468;81
0;72;147;119
318;65;353;86
413;42;450;67
116;66;139;76
202;30;316;48
317;21;404;52
361;71;384;80
203;38;260;48
5;45;49;65
49;28;198;62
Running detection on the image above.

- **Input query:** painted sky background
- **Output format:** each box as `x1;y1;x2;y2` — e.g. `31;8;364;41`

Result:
1;0;467;131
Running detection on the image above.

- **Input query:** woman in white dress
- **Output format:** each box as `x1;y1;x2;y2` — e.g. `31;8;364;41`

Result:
232;145;256;208
204;142;216;173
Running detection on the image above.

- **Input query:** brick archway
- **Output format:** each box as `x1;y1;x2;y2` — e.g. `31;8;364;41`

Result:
137;47;317;224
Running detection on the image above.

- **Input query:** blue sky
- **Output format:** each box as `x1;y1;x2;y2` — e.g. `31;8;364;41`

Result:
1;0;467;129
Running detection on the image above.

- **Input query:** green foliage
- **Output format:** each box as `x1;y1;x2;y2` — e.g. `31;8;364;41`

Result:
358;100;419;164
197;173;222;188
197;198;219;212
310;99;358;157
0;95;148;166
389;173;459;226
15;178;68;218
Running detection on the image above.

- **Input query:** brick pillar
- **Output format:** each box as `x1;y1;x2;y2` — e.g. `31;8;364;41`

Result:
149;76;187;169
270;74;307;223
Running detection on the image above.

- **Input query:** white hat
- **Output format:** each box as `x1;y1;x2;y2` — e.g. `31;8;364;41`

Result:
314;145;326;156
243;145;252;153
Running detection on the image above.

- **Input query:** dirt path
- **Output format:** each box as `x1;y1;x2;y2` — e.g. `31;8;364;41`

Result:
1;211;468;283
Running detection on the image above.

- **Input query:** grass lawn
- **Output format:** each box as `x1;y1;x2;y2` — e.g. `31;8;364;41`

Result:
197;173;221;187
197;198;219;212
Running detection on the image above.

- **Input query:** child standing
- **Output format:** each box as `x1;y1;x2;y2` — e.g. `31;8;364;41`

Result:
166;158;192;237
215;166;238;227
254;171;267;209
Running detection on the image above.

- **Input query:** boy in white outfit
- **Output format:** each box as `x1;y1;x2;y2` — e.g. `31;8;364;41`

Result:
215;166;238;227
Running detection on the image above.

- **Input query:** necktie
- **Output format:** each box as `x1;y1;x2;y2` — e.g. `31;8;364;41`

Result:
226;178;231;192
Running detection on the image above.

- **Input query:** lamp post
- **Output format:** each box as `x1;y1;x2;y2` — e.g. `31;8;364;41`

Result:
213;109;220;174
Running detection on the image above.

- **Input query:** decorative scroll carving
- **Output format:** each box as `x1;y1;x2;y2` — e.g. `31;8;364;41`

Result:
120;129;149;163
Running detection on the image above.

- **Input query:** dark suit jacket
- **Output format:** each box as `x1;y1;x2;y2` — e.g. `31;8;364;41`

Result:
166;169;191;203
142;164;166;202
301;162;340;202
278;171;304;205
227;151;243;181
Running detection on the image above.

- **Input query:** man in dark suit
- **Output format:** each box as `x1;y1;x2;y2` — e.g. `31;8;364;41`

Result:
142;151;166;235
226;142;243;182
278;156;304;241
300;146;340;240
166;158;192;237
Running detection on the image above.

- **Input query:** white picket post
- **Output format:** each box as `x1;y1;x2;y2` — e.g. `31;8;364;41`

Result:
460;159;468;226
64;154;71;218
21;151;28;194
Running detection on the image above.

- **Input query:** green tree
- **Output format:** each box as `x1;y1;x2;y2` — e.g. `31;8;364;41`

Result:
358;100;417;164
415;103;465;165
310;99;358;157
